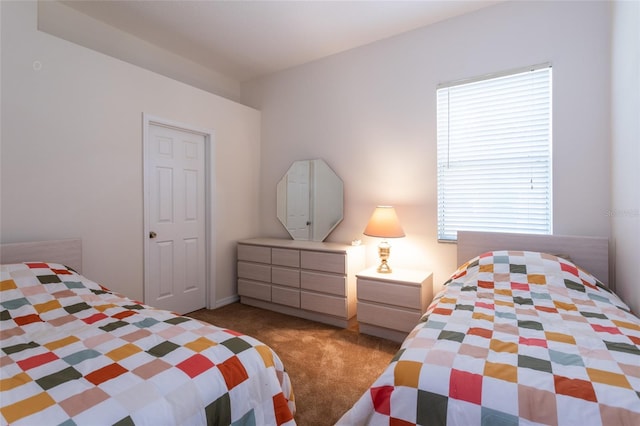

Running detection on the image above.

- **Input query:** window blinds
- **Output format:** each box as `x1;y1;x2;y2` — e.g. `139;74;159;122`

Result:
437;65;552;241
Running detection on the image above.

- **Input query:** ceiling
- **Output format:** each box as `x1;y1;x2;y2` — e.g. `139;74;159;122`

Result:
60;0;501;83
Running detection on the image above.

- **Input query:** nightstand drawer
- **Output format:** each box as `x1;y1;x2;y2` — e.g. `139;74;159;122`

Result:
300;271;346;296
238;279;271;301
358;279;422;310
238;244;271;264
272;286;300;307
301;251;346;274
272;248;300;267
301;291;347;318
272;267;300;288
237;261;270;282
357;302;421;333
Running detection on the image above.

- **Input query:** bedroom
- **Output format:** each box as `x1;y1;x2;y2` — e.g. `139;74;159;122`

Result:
1;0;639;424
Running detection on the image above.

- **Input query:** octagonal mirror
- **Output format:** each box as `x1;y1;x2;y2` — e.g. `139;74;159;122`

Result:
276;159;343;241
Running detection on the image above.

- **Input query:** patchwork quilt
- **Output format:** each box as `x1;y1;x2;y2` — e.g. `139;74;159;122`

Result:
0;262;296;425
338;251;640;426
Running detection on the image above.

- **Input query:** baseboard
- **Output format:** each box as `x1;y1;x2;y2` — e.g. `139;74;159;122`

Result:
213;294;239;309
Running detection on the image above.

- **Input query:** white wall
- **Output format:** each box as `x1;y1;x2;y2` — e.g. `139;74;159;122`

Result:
243;0;612;294
0;1;262;306
37;1;243;103
611;0;640;314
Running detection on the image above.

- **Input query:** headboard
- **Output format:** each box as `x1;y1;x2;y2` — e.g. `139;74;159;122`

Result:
0;239;83;273
457;231;609;286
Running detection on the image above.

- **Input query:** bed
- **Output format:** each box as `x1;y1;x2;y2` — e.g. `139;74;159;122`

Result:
0;240;296;425
338;231;639;425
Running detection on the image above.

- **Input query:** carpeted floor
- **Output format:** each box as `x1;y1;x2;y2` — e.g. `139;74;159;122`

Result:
187;303;401;425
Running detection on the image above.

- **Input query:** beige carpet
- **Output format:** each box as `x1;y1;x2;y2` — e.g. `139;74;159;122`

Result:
187;303;401;425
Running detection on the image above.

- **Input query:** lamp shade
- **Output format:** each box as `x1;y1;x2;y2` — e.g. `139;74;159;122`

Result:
363;206;405;238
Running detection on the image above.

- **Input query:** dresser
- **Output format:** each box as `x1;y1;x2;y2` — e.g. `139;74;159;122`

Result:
237;238;366;328
356;267;433;342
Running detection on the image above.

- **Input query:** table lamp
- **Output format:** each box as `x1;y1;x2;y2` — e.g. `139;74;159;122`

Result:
363;206;405;273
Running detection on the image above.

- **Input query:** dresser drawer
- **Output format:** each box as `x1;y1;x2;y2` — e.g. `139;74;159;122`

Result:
357;301;421;333
300;271;346;296
301;251;346;274
272;286;300;308
272;248;300;267
272;267;300;288
301;291;348;318
237;261;270;282
237;238;366;328
358;279;423;310
238;279;271;301
238;244;271;264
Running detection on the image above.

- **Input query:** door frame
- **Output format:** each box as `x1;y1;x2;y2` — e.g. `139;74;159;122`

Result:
142;113;216;310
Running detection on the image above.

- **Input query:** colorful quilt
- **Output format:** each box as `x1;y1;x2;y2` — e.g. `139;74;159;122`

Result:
0;262;295;425
338;251;640;425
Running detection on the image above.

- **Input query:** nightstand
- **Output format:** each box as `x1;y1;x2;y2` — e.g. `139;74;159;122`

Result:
356;267;433;342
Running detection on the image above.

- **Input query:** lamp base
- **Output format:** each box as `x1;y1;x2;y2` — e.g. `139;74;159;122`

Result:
376;240;392;273
376;261;392;274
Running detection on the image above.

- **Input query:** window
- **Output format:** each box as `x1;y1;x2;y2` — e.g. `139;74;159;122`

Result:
437;64;552;241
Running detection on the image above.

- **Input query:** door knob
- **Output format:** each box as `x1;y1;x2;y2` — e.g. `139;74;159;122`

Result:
149;231;157;239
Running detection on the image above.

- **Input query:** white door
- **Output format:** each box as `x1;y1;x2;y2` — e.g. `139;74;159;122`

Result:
145;122;207;314
286;160;311;240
